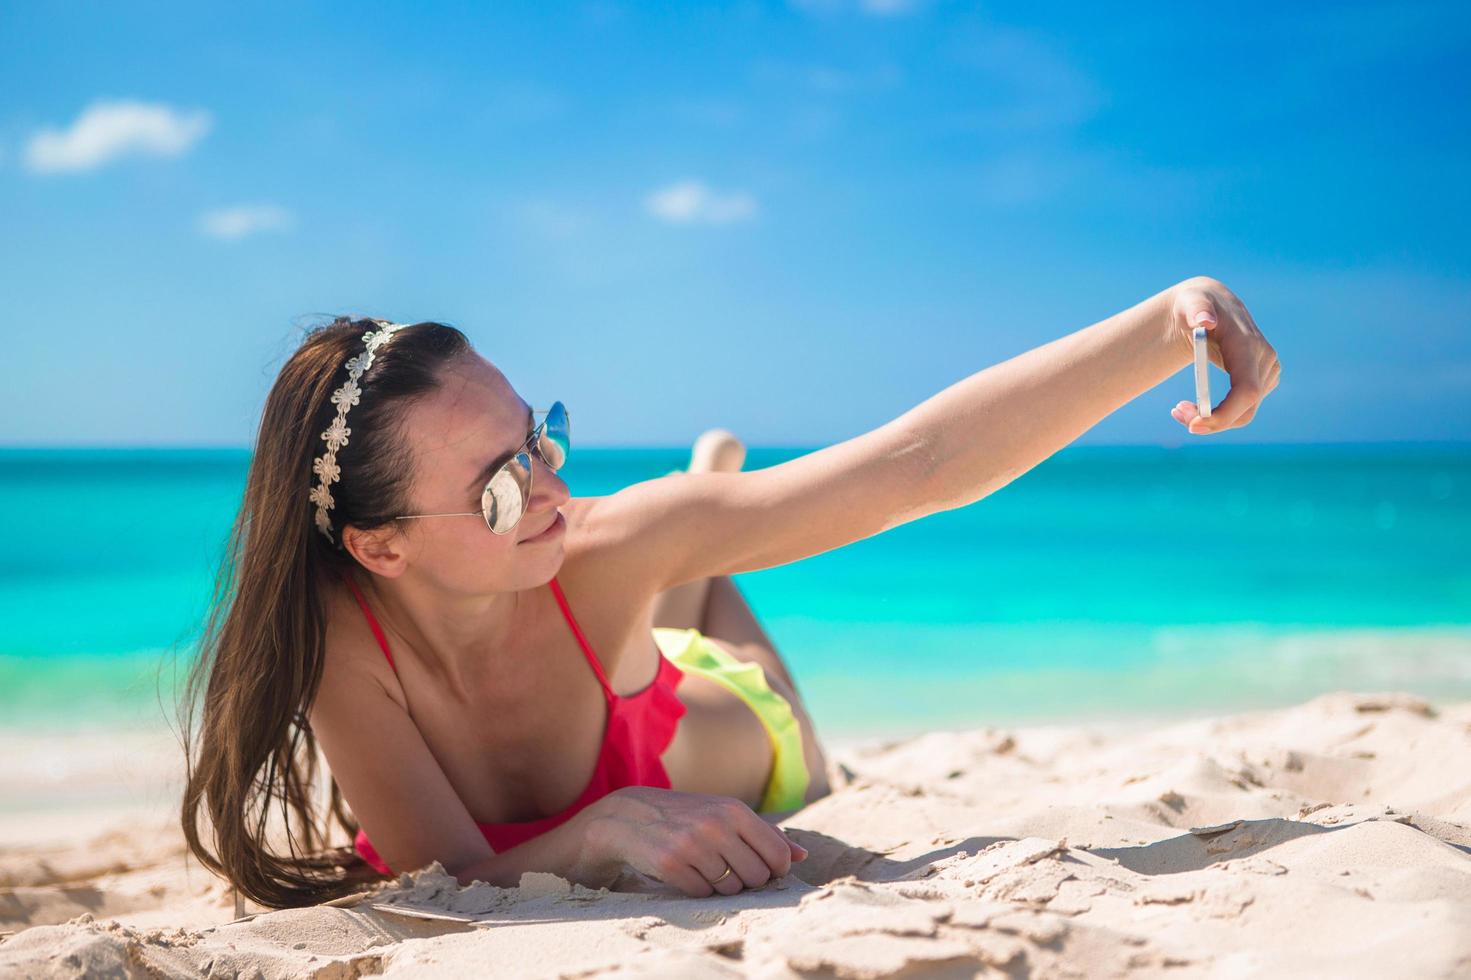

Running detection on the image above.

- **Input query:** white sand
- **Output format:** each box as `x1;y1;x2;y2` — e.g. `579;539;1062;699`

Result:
4;690;1470;978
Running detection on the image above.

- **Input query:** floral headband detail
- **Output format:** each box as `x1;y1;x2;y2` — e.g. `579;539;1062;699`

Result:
310;319;410;543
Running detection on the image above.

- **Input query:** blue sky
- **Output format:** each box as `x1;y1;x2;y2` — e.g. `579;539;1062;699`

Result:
2;0;1467;448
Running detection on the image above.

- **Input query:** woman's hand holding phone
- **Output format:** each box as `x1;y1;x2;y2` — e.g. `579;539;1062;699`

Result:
1166;277;1282;435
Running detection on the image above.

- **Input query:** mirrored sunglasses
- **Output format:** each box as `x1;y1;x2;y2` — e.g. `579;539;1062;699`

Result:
393;400;570;535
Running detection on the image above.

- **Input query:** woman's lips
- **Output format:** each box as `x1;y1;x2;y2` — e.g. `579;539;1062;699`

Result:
521;511;565;543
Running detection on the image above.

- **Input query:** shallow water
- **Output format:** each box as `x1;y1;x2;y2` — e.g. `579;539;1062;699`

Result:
2;442;1467;737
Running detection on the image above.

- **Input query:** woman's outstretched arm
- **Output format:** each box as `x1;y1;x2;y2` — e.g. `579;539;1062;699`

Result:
578;276;1280;593
901;275;1278;512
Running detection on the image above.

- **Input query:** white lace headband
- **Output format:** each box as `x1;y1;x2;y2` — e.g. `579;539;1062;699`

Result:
310;319;410;543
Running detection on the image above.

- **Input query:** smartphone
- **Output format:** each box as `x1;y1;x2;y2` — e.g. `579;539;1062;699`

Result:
1192;326;1211;419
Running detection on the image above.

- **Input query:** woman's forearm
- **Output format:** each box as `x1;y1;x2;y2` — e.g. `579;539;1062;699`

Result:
903;280;1190;513
449;808;615;890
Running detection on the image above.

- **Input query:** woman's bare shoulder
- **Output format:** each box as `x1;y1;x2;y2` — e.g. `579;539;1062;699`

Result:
556;494;655;600
552;496;666;686
557;489;671;582
316;572;407;713
555;496;616;587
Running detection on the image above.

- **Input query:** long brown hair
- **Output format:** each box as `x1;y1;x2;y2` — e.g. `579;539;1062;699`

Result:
180;316;470;908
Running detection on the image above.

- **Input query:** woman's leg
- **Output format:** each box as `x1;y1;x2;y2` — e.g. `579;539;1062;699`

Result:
651;429;832;807
648;429;746;631
700;575;833;806
700;576;794;691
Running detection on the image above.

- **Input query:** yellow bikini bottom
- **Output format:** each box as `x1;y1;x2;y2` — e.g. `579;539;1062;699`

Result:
651;625;811;814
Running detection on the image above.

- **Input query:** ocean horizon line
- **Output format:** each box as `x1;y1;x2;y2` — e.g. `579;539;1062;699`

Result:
1;439;1468;454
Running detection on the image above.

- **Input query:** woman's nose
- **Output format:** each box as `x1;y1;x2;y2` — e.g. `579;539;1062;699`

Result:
531;456;570;503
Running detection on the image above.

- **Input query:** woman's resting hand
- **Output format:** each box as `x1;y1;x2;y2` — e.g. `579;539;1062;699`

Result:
586;786;809;897
1167;276;1282;435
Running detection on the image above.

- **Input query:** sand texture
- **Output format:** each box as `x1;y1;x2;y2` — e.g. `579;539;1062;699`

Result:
3;690;1470;979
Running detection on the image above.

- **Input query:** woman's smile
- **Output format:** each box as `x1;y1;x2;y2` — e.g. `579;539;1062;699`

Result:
520;510;566;544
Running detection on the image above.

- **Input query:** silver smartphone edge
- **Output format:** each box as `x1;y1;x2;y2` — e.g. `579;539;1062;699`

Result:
1192;326;1211;418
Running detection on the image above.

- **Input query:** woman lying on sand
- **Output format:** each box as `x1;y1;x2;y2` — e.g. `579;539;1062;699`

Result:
180;277;1278;908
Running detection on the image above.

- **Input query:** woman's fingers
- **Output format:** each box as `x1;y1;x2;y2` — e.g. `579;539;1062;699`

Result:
1194;323;1267;433
600;787;806;897
1175;346;1271;435
736;808;799;878
683;805;802;895
1166;277;1281;436
1189;378;1263;434
1193;344;1280;434
1176;289;1219;335
722;835;775;890
1172;352;1281;432
652;849;721;897
689;840;758;895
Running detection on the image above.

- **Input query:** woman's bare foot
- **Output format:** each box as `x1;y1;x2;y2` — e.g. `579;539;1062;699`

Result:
649;430;746;630
689;428;746;474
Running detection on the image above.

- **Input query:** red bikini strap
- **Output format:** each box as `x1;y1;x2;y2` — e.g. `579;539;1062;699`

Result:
548;576;613;698
341;572;397;674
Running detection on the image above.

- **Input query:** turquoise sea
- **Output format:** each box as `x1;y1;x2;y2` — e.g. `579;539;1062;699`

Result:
2;443;1467;740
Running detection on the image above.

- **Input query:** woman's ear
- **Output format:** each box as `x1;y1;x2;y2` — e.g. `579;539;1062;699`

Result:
341;524;409;578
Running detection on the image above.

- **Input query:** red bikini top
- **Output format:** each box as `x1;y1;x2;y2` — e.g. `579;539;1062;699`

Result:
341;572;687;876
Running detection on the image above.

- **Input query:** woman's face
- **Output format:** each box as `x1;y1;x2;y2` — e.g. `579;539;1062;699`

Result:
384;351;571;593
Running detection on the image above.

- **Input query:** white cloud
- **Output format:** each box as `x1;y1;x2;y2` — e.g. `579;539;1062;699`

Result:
198;204;295;241
24;99;212;174
644;180;758;225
